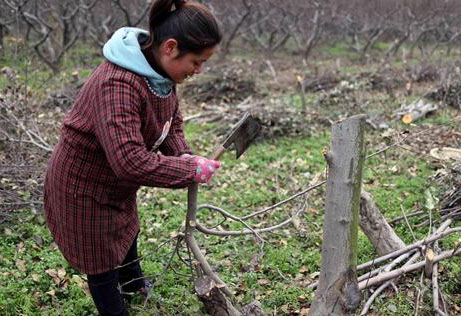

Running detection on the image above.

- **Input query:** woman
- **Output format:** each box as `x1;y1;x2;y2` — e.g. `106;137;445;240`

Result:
43;0;222;314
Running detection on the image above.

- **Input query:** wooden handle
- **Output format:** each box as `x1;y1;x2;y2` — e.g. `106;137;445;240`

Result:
210;144;226;161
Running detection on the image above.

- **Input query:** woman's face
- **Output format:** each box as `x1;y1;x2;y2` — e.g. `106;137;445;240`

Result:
160;40;216;84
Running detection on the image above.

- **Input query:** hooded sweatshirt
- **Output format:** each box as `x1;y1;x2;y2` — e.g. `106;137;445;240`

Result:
103;27;174;97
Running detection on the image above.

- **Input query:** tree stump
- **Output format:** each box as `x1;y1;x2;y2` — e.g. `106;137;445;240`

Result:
195;276;265;316
309;115;366;316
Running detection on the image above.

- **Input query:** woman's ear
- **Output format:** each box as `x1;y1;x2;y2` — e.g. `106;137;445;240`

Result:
162;39;179;57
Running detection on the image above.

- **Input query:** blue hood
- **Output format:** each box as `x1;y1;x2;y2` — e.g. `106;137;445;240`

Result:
103;27;174;96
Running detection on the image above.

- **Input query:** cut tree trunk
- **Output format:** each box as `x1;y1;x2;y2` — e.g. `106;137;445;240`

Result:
359;190;406;256
309;115;367;316
195;276;242;316
195;275;266;316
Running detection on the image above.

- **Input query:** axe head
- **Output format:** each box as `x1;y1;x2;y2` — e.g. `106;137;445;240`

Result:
222;112;261;159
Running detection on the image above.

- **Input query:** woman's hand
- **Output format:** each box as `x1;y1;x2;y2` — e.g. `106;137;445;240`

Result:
181;155;220;183
194;156;221;183
181;154;221;183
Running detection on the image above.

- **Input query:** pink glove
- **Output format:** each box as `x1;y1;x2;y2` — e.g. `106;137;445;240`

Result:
193;156;221;183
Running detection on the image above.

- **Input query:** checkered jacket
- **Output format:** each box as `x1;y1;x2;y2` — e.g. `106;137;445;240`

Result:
44;62;196;274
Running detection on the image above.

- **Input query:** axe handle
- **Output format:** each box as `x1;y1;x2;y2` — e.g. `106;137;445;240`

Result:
210;144;227;161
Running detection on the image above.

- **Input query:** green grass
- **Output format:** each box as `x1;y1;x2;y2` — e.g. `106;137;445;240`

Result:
1;41;460;315
321;41;357;59
2;122;455;315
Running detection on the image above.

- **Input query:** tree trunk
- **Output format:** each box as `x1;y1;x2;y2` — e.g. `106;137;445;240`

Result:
195;276;242;316
309;115;366;316
359;190;406;256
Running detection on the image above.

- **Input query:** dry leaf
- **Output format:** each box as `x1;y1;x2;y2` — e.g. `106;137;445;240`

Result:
46;289;55;296
15;259;26;272
257;279;270;285
57;268;66;279
31;274;40;282
46;269;58;278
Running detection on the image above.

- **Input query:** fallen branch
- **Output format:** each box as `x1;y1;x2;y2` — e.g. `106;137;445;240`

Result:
358;248;461;290
394;99;438;124
359;191;406;256
360;251;420;315
357;227;461;272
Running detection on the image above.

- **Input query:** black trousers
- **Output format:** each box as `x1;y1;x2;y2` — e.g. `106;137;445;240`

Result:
87;236;144;316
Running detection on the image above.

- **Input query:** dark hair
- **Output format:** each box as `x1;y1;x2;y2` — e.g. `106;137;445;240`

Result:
146;0;222;54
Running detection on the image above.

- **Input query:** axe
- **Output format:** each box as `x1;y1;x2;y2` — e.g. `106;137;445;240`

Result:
185;112;261;298
210;112;261;161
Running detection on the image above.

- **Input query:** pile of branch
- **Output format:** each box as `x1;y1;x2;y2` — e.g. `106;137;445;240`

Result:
301;72;340;92
181;63;257;105
438;162;461;220
357;163;461;315
354;162;461;314
357;219;457;315
427;85;461;110
0;72;60;221
409;64;440;83
358;69;405;93
184;98;321;140
46;80;82;110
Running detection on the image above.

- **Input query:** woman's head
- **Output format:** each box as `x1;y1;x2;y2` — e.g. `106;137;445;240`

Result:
145;0;222;83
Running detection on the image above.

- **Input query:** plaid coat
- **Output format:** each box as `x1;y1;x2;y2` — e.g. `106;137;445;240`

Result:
44;62;197;275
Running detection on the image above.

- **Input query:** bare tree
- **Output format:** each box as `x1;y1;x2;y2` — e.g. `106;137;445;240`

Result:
83;0;151;48
211;0;252;59
2;0;95;73
0;2;17;52
240;0;297;56
292;0;324;60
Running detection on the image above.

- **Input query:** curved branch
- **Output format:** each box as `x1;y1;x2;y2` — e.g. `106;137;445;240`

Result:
195;210;301;237
241;180;326;220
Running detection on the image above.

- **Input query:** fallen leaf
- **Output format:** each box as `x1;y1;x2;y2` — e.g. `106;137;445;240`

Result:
46;289;55;296
17;242;25;251
31;274;40;282
57;268;66;279
15;259;26;272
72;275;90;295
300;308;310;316
257;278;270;285
46;269;58;278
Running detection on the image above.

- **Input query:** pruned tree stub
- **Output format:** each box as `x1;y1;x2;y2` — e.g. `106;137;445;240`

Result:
309;114;367;316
